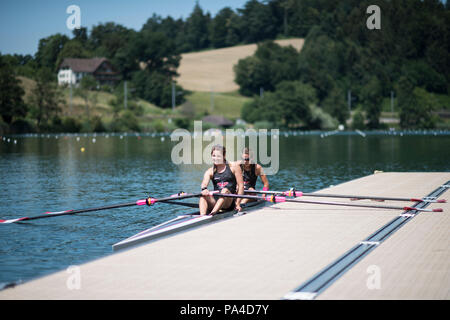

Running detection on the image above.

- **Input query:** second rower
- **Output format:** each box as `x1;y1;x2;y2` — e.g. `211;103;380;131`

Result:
237;147;269;204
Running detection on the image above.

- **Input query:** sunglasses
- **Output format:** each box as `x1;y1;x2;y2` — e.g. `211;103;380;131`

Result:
243;158;250;161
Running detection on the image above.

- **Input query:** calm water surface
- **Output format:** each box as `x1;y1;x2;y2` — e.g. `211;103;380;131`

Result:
0;131;449;287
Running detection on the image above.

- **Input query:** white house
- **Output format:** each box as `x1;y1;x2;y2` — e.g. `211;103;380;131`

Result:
57;57;120;86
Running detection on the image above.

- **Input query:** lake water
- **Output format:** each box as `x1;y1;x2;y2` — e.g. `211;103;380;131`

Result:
0;130;449;288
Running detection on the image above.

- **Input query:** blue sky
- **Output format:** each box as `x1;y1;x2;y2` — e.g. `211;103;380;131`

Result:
0;0;249;56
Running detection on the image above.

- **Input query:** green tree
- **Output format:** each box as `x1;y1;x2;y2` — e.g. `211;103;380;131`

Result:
270;0;295;37
142;15;183;43
224;13;242;47
15;54;38;79
55;40;92;70
35;34;69;71
238;0;278;43
351;109;366;130
109;82;143;117
111;32;140;81
72;27;88;44
1;54;37;78
234;56;269;96
133;31;181;78
210;7;237;48
321;85;348;124
399;87;439;129
89;22;135;59
297;30;343;100
241;95;278;125
274;81;317;127
0;55;27;124
74;75;97;121
401;60;447;94
232;0;449;132
127;29;186;107
185;2;210;51
286;0;321;37
234;41;300;96
131;71;185;108
29;68;64;129
242;81;317;128
360;76;383;129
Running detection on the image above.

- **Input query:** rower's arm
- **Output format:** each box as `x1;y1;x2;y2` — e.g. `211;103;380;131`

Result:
201;168;212;191
233;163;244;206
257;165;270;189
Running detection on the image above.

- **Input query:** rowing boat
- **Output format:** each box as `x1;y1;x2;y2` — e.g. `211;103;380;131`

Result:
2;187;443;251
112;199;266;251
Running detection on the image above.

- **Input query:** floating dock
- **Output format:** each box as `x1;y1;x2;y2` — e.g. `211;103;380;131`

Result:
1;172;448;299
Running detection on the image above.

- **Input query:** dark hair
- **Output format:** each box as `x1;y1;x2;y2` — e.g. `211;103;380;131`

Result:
242;147;254;161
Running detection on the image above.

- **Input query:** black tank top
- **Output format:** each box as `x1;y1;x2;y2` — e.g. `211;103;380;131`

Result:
212;163;237;194
241;164;257;190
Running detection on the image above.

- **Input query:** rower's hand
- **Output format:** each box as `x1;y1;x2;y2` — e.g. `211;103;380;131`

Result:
235;204;242;212
201;189;210;196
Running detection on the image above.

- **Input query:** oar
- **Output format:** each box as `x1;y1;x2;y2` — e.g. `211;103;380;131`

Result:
162;200;198;208
0;192;203;224
244;189;446;203
215;193;443;212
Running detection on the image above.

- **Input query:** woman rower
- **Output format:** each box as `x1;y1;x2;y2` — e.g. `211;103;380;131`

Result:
199;145;244;215
237;147;269;204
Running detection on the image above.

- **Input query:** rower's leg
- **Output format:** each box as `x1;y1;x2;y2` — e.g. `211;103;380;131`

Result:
211;188;233;214
241;187;256;204
199;195;215;215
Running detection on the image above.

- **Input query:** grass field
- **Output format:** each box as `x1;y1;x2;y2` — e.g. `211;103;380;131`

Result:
185;91;252;120
19;76;166;120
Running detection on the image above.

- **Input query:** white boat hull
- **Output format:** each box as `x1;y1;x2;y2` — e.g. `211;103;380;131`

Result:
112;200;265;251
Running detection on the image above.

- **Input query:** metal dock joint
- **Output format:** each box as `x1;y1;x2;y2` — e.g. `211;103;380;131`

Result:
359;241;380;246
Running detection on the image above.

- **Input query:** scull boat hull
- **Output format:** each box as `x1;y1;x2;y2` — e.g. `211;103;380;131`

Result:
112;200;265;251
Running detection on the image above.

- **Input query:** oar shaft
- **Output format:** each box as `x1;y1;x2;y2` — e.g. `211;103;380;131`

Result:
286;198;408;211
5;201;138;223
216;193;443;212
162;200;198;208
154;192;203;203
244;190;446;203
301;193;442;203
1;192;203;224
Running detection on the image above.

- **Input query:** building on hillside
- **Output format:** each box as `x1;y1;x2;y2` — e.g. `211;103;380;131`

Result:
57;57;121;87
